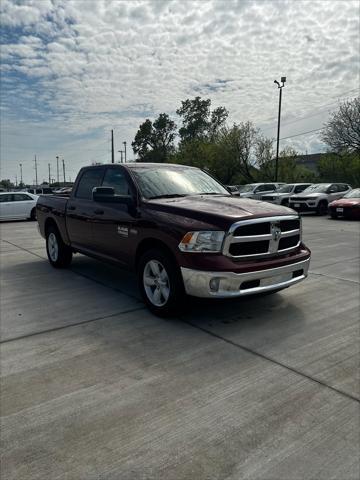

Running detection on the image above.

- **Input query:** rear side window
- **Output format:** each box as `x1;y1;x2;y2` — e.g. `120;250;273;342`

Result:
0;194;12;202
102;168;132;196
13;194;33;201
264;184;276;191
337;184;349;192
76;169;104;199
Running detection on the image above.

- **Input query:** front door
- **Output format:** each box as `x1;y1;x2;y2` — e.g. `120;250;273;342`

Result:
91;167;138;266
66;167;105;251
0;194;14;219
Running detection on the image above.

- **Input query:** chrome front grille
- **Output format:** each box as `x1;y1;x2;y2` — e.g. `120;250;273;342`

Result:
223;215;301;259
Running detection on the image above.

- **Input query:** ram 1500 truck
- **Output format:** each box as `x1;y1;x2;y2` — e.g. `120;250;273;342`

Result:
37;163;311;316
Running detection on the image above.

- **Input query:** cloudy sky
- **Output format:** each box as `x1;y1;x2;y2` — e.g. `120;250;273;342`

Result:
1;0;359;184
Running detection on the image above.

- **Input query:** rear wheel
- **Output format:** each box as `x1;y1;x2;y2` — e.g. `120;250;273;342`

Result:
46;226;72;268
29;207;36;221
316;201;328;215
138;248;185;317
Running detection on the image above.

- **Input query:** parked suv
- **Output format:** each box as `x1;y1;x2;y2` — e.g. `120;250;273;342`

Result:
238;183;283;199
262;183;312;206
289;183;352;215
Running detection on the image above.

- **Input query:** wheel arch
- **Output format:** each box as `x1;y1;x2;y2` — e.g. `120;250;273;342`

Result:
135;238;178;270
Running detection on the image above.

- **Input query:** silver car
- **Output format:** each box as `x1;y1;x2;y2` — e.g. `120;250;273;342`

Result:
262;183;312;206
238;183;282;200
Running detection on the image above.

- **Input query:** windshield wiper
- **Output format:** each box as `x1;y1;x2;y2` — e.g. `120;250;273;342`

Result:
196;192;227;196
148;194;189;200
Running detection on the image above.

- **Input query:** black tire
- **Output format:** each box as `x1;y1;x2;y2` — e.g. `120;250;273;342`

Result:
29;208;36;221
316;200;328;215
138;248;185;317
46;225;72;268
330;212;338;219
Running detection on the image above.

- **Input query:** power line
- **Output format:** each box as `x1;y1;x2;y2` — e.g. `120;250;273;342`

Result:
278;127;324;141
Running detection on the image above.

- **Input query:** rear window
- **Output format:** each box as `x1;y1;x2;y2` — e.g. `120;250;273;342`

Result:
75;169;104;200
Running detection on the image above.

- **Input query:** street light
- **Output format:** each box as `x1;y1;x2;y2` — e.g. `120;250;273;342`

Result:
19;163;23;185
274;76;286;182
123;141;127;163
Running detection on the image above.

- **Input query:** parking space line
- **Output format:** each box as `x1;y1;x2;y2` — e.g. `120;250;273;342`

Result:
181;319;360;404
309;271;359;284
0;306;146;344
1;238;141;301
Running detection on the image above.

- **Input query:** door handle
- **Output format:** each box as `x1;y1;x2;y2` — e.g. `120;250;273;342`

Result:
68;206;76;211
94;209;104;215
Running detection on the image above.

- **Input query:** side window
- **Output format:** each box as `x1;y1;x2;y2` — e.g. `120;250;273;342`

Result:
255;185;265;192
265;184;276;191
338;184;348;192
76;169;104;200
0;194;12;203
295;185;307;193
13;194;32;201
102;168;131;196
36;189;43;194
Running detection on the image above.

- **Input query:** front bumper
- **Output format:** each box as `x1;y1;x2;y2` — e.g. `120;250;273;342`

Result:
289;202;317;212
181;257;310;298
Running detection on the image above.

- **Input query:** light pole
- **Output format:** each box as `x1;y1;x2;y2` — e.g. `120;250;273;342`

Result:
118;150;124;163
19;163;23;185
123;141;127;163
56;156;59;183
274;76;286;182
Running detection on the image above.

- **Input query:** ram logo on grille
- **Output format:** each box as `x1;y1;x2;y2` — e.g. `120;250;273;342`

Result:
271;223;281;241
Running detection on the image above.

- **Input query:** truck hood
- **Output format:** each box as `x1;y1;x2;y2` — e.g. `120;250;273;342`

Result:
145;194;295;229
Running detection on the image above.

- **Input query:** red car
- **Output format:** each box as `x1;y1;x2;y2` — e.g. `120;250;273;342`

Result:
329;188;360;219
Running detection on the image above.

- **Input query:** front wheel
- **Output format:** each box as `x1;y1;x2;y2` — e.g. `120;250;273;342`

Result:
28;207;36;221
46;226;72;268
138;248;185;317
316;201;328;215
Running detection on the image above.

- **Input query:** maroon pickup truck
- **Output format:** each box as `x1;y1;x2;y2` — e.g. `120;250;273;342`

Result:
37;163;311;316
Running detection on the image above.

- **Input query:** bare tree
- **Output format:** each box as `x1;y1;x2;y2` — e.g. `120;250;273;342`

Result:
321;97;360;154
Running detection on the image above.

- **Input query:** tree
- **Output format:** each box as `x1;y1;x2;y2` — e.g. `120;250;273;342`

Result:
132;113;176;162
321;97;360;154
176;97;228;143
0;179;14;190
317;152;360;187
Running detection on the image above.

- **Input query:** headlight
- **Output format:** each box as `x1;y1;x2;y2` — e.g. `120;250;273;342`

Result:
179;231;225;253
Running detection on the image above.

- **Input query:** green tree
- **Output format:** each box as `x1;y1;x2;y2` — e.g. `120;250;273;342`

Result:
132;113;176;162
0;179;14;190
317;152;360;187
176;97;228;143
321;97;360;154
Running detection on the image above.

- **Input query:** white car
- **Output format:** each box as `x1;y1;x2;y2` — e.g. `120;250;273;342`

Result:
238;183;284;200
288;183;352;215
261;183;312;206
0;192;39;221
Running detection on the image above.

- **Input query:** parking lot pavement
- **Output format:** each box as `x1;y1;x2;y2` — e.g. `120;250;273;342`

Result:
1;217;359;480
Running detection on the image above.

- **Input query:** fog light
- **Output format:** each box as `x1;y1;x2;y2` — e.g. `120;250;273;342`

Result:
209;277;221;292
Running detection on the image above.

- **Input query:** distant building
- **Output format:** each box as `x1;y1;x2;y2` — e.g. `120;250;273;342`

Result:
295;153;328;172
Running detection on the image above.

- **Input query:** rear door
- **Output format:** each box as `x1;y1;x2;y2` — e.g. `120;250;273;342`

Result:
0;194;14;219
12;193;35;218
66;167;105;251
91;166;138;265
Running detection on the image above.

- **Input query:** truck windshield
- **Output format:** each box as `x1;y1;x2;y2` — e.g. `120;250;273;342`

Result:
131;166;229;199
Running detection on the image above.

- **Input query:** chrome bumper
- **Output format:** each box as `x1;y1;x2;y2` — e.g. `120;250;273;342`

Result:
181;257;310;298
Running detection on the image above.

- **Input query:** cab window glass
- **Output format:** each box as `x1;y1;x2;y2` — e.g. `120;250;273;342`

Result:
13;194;32;201
102;169;131;196
76;169;104;199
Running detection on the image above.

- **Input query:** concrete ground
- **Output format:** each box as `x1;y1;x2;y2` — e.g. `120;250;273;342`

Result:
1;216;359;480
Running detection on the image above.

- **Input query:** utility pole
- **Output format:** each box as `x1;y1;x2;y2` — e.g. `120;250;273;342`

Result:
48;163;51;185
15;175;18;187
111;130;115;163
273;76;286;182
123;141;127;163
62;158;66;184
118;150;124;163
34;155;38;186
19;163;23;184
56;156;59;183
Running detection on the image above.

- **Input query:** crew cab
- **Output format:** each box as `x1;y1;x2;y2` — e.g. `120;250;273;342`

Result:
289;183;352;215
37;164;311;316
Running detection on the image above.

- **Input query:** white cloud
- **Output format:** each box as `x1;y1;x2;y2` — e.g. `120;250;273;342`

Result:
0;0;359;182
